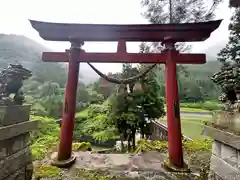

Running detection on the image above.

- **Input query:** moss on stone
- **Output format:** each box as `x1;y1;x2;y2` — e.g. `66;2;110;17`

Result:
72;142;92;151
34;166;61;179
73;169;145;180
183;138;212;153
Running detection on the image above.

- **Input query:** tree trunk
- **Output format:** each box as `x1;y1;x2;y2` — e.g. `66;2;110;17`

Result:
132;129;136;150
120;134;124;153
127;134;131;152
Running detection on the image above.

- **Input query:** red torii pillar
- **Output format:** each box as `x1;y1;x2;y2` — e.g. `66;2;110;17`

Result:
29;19;222;169
57;41;83;164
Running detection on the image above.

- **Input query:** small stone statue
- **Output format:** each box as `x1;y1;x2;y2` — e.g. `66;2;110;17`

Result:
0;64;32;106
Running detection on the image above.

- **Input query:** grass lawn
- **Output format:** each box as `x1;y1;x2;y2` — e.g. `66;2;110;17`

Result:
163;105;211;113
159;116;211;140
179;107;210;113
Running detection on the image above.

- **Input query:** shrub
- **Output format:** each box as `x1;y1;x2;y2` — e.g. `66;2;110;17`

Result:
134;139;168;154
72;142;92;151
88;104;109;116
30;116;60;160
183;138;212;152
133;138;212;154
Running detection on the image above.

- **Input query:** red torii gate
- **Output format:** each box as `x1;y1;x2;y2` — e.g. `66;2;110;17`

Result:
29;19;221;169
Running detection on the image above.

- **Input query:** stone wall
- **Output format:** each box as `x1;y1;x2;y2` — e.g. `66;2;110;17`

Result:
0;105;38;180
151;120;193;141
204;125;240;180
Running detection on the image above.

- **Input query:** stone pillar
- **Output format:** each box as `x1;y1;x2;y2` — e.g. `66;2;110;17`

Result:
204;125;240;179
0;105;38;180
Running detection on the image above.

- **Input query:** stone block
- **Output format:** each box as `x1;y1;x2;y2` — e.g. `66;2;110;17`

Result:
204;125;240;150
221;144;238;167
208;170;224;180
232;113;240;133
212;140;222;157
0;147;32;180
0;133;30;160
3;164;33;180
4;167;25;180
0;105;30;127
210;154;239;179
0;120;39;141
237;151;240;168
212;111;233;128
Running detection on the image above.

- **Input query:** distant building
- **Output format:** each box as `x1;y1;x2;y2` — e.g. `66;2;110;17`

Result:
230;0;240;7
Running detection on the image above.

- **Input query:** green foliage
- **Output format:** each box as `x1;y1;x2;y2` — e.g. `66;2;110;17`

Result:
88;104;109;116
76;109;89;118
183;138;212;152
141;0;222;24
88;89;105;104
202;120;210;126
139;0;222;102
218;8;240;64
74;169;136;180
106;64;165;151
72;142;92;151
74;104;119;141
134;139;168;154
180;101;220;111
30;116;60;160
34;166;61;179
134;139;212;154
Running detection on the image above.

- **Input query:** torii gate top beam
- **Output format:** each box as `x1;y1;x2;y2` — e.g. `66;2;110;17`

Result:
29;20;222;42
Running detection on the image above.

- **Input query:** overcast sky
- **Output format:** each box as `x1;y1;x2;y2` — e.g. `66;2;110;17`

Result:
0;0;234;73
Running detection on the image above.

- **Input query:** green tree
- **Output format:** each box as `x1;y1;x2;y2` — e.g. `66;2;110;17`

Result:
108;63;165;151
141;0;222;52
79;103;118;141
218;8;240;64
139;0;222;102
211;8;240;105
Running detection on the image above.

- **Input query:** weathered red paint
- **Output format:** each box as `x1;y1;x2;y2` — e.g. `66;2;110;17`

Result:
29;19;222;168
57;45;80;161
29;19;221;42
165;49;184;167
42;52;206;64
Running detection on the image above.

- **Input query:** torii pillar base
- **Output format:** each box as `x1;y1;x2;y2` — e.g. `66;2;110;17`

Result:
51;152;76;168
163;160;190;173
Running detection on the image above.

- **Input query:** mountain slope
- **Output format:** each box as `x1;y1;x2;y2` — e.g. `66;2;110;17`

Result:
0;34;69;86
0;34;223;86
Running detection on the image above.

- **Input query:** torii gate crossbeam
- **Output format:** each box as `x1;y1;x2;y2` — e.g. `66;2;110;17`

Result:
29;19;222;170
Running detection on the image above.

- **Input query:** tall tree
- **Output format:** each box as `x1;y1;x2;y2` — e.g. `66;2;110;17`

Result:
140;0;223;52
140;0;223;102
211;8;240;108
218;8;240;64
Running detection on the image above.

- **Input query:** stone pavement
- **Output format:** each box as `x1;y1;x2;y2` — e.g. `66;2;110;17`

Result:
73;151;166;172
55;151;198;179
